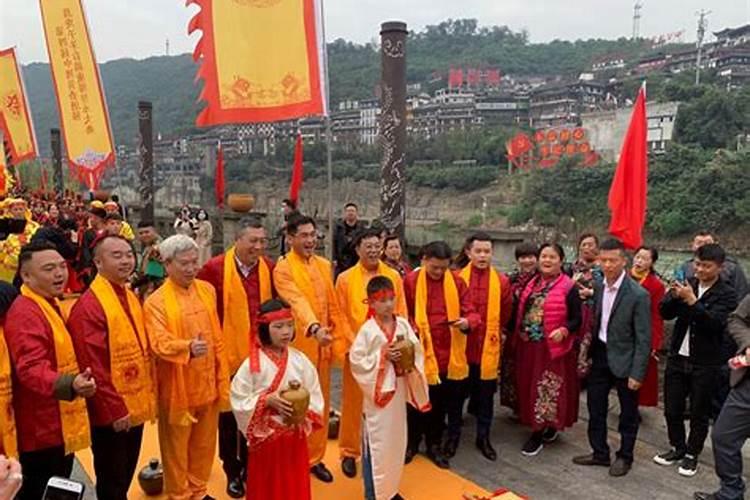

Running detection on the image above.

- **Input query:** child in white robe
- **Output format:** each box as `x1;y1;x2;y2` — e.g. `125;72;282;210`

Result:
231;299;324;500
350;276;430;500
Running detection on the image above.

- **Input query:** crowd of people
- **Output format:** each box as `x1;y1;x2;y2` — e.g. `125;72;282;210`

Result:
0;195;748;500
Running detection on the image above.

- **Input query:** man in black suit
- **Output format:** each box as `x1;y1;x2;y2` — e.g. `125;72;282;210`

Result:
573;238;651;477
695;293;750;500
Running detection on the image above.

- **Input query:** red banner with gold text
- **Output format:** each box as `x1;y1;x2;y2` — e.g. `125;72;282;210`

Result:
40;0;115;190
0;48;38;164
187;0;328;125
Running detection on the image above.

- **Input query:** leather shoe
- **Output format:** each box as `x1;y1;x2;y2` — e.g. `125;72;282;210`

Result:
694;492;719;500
426;446;450;469
392;494;405;500
443;436;460;458
226;477;245;498
476;436;497;461
609;457;632;477
404;445;418;464
572;453;611;467
341;457;357;478
310;463;334;483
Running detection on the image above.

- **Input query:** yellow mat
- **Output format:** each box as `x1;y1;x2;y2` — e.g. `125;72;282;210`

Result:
77;422;490;499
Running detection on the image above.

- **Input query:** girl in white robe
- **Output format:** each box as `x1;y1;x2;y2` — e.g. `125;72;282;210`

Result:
350;276;430;500
231;299;324;500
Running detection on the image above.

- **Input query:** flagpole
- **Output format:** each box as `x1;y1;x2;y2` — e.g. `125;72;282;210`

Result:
316;0;334;262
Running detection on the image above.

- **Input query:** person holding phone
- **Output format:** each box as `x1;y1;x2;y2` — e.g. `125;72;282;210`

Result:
4;242;96;500
144;235;230;500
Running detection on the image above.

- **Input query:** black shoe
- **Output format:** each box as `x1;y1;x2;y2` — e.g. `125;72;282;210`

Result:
426;445;450;469
521;431;544;457
341;457;357;478
542;427;559;443
678;455;698;477
226;476;245;499
310;463;334;483
392;494;405;500
572;453;611;467
443;436;460;458
694;492;719;500
475;436;497;461
653;448;685;466
202;496;216;500
404;445;418;464
609;457;632;477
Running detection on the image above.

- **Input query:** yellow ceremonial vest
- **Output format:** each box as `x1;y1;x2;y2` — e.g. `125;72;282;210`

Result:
0;329;17;457
343;261;403;344
222;248;272;374
414;268;465;385
89;275;157;426
459;265;503;380
20;285;90;454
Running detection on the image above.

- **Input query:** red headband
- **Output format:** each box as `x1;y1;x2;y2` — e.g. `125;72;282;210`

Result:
258;309;294;324
367;289;395;302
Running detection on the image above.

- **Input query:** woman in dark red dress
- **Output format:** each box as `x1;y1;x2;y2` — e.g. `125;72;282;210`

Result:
515;243;582;456
631;246;666;407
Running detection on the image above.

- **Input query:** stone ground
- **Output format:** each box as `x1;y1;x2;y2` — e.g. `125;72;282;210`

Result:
72;367;748;499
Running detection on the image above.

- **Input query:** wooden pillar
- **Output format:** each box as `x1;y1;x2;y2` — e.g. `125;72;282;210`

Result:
50;128;64;196
379;21;407;239
138;101;154;221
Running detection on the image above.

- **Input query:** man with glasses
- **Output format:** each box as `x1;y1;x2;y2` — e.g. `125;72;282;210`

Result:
196;217;275;498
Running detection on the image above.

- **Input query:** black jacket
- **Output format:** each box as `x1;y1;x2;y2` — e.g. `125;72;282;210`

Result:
660;277;738;366
333;219;366;273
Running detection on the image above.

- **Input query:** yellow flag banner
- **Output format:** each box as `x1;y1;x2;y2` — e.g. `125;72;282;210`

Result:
0;48;38;164
40;0;114;190
0;131;8;196
187;0;328;125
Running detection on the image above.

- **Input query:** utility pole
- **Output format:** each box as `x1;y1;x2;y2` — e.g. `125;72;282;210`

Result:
695;10;711;85
166;38;170;57
632;1;643;40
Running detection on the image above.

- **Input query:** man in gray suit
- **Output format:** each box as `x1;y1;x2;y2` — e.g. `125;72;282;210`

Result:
573;238;651;477
695;294;750;500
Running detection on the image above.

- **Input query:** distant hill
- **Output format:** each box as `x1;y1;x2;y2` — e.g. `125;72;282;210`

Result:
21;18;677;154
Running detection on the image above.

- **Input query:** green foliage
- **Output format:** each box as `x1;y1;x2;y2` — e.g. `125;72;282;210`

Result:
407;165;498;191
674;86;750;149
466;213;483;227
509;144;750;238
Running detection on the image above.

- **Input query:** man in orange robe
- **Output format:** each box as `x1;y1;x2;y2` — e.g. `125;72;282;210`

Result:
197;216;274;499
68;235;157;500
273;214;350;483
144;235;230;500
335;227;407;478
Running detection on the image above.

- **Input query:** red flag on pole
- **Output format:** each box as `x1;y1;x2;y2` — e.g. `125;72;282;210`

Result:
608;83;648;249
289;134;304;206
215;144;225;209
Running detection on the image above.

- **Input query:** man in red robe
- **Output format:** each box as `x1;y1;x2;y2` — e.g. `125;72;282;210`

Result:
67;235;156;500
197;216;275;498
403;241;480;469
456;232;512;461
4;241;96;500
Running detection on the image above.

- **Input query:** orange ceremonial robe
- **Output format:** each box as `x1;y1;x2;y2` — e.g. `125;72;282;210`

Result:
273;250;350;465
144;278;230;500
335;261;406;460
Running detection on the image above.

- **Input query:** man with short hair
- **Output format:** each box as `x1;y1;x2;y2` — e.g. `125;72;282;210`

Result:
77;206;107;287
677;232;748;299
455;232;512;461
403;241;480;469
136;220;165;284
67;235;157;500
197;217;275;498
333;203;366;276
573;238;651;477
144;234;230;500
4;242;96;499
656;243;738;478
335;227;407;478
273;214;350;483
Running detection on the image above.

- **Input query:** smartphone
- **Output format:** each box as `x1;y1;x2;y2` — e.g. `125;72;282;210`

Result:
43;477;85;500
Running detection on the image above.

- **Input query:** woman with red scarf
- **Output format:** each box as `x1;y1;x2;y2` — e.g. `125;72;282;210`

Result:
631;246;666;407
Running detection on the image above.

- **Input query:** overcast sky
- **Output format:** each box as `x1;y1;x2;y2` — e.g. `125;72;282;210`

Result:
1;0;748;64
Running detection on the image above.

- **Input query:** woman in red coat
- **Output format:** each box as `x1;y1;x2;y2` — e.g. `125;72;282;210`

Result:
631;246;666;407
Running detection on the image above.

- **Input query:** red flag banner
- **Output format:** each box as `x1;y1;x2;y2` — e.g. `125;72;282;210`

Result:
40;0;115;190
608;84;648;249
188;0;328;125
448;68;463;89
0;48;38;164
215;144;225;209
289;133;304;205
